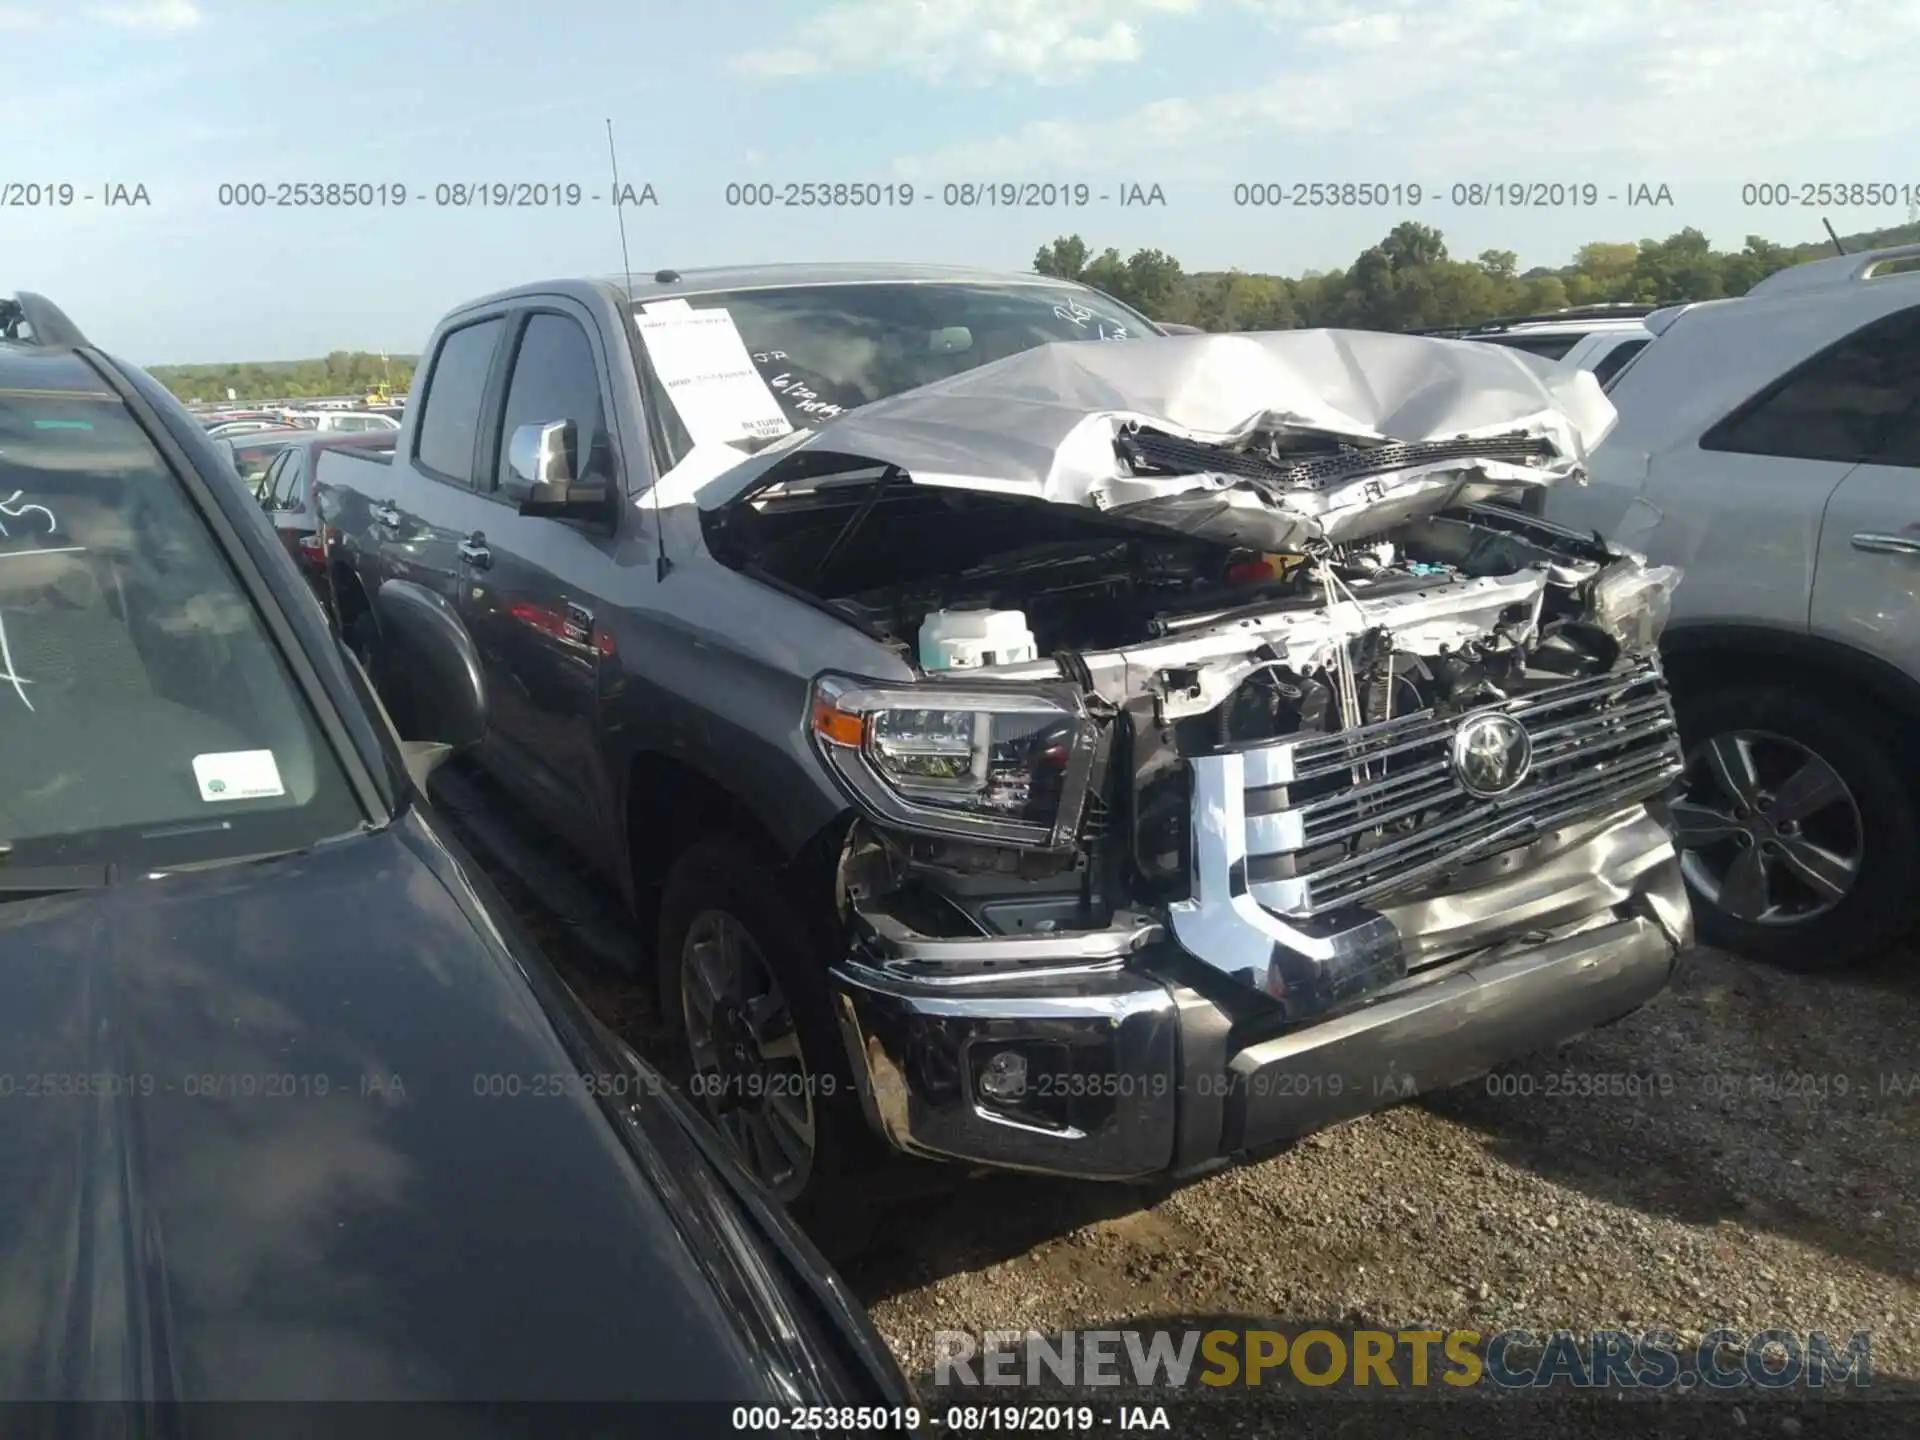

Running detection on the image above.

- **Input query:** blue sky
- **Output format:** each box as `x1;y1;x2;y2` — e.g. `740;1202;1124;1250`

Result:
3;0;1916;364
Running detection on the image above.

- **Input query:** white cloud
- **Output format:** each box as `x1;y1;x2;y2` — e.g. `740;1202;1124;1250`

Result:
91;0;202;29
735;0;1202;84
0;6;43;23
893;0;1920;175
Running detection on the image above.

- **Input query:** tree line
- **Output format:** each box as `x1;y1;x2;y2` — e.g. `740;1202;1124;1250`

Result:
1035;219;1920;331
151;350;417;404
149;217;1919;398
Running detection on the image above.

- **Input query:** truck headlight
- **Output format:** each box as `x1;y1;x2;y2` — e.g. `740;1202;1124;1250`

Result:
809;674;1097;849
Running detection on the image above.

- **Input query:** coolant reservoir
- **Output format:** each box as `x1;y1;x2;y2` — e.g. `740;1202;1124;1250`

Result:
918;608;1038;671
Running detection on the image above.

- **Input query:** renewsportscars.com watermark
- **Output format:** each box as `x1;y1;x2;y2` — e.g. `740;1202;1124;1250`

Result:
933;1327;1874;1392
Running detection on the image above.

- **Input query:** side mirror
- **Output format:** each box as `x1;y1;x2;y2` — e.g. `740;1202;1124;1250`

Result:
371;579;486;785
503;419;611;521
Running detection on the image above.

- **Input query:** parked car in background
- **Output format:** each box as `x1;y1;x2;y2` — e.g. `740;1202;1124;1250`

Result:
1542;242;1920;967
281;407;402;434
258;428;398;609
207;417;291;439
1413;304;1658;365
199;409;282;430
1556;323;1654;388
0;292;911;1409
226;425;309;497
315;262;1692;1221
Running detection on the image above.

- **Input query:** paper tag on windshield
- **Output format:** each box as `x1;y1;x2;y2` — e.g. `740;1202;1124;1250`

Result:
641;298;692;314
193;750;286;802
636;307;794;447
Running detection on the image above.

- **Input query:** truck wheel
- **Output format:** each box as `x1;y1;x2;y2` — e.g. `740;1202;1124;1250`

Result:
1668;685;1919;969
657;838;871;1225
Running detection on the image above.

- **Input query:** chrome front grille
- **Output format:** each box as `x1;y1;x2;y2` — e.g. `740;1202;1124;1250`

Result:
1221;656;1684;918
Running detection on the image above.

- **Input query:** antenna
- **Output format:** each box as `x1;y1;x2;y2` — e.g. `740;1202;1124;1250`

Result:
607;116;671;582
1823;218;1847;256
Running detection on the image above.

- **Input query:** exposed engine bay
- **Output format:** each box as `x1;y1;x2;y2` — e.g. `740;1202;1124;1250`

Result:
712;471;1671;743
700;328;1682;955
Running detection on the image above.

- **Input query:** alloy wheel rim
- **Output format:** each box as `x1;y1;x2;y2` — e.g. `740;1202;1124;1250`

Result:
680;908;816;1200
1669;729;1863;927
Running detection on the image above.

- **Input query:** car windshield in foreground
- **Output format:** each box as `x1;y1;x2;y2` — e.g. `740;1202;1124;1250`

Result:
632;280;1154;468
0;383;365;872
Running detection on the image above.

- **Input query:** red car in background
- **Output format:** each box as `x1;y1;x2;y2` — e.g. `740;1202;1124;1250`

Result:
258;429;397;612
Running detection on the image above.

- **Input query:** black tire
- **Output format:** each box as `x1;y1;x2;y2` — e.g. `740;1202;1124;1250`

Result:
1670;684;1920;969
656;837;878;1241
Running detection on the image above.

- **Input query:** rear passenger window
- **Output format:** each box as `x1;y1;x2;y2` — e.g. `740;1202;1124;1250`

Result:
270;451;305;510
415;317;504;483
1702;306;1920;464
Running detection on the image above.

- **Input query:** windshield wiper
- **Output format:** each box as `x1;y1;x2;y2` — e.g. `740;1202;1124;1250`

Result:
0;845;114;897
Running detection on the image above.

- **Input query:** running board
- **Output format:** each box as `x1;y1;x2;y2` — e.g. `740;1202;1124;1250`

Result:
426;760;646;976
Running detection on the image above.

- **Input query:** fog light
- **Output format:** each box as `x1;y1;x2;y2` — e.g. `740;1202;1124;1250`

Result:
977;1049;1028;1102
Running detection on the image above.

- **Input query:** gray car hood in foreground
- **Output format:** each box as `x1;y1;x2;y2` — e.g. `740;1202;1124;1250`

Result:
687;329;1617;551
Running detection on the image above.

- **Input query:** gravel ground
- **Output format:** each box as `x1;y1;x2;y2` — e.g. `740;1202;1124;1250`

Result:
432;773;1919;1436
844;943;1920;1434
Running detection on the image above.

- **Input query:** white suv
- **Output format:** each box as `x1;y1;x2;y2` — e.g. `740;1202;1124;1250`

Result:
1555;324;1654;387
1414;304;1655;384
278;409;400;434
1543;242;1920;967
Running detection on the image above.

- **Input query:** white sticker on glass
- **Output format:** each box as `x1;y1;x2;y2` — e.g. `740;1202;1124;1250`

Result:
192;750;286;802
635;306;794;448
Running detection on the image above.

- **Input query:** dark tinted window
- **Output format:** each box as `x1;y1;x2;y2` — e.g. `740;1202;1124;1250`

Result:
1703;305;1920;463
415;317;504;483
1592;338;1648;387
257;450;289;500
1875;402;1920;467
270;450;306;510
231;437;292;487
1480;333;1581;359
494;313;612;492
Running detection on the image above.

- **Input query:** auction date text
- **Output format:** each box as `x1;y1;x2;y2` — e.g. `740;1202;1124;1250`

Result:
214;181;657;208
1;182;149;207
1234;181;1674;208
723;181;1165;208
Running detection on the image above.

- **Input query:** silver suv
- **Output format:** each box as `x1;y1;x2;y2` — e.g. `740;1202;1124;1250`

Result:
1543;242;1920;967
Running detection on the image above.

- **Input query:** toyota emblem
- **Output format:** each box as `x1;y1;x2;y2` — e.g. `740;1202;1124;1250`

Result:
1451;711;1534;798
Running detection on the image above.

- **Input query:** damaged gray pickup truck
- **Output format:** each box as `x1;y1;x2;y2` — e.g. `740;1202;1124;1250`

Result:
320;266;1693;1216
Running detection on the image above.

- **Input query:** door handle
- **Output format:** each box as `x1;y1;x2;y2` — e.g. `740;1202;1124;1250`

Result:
371;504;401;528
1851;532;1920;556
458;535;491;568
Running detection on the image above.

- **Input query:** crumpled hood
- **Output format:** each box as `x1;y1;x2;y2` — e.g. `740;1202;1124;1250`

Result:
698;328;1617;551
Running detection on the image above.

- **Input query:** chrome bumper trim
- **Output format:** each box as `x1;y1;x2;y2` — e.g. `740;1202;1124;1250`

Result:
1222;910;1680;1152
831;953;1182;1179
830;807;1690;1181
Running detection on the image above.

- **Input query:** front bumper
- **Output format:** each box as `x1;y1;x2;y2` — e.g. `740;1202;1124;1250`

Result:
830;803;1691;1180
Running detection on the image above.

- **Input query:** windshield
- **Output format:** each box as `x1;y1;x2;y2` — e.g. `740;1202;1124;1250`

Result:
230;434;297;487
633;280;1155;468
0;383;365;870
